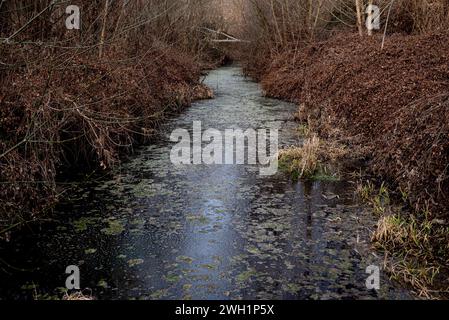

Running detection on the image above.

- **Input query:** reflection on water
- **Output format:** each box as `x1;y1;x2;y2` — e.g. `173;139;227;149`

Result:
0;66;411;300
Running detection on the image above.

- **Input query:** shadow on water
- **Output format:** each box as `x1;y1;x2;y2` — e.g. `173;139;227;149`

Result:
0;66;411;300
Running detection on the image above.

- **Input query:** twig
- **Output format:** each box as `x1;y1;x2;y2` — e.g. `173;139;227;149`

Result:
382;0;396;50
3;0;67;43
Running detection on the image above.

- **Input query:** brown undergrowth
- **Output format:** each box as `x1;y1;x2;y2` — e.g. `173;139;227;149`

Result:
244;32;449;298
248;32;449;218
0;44;213;235
0;1;222;235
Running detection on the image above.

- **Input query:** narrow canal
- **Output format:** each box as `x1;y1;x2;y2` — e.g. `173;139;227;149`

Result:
0;66;411;300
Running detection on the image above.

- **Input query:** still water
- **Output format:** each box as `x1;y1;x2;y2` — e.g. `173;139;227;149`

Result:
0;66;410;300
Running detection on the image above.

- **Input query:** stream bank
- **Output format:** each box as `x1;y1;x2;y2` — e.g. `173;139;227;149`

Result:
241;32;449;298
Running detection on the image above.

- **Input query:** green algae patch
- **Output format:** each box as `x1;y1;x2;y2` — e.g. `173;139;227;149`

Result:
200;263;217;270
97;280;109;288
176;256;194;264
236;269;257;283
186;214;210;225
101;219;125;236
164;274;182;283
150;289;168;299
72;217;98;232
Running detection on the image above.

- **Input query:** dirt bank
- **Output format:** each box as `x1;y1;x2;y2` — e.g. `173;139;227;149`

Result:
248;32;449;218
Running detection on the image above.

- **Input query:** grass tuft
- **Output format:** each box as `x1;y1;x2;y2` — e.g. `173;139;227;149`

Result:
279;135;320;179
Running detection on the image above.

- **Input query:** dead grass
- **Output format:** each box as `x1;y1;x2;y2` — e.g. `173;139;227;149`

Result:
279;122;348;181
279;135;320;179
373;212;448;299
356;180;449;299
62;291;94;301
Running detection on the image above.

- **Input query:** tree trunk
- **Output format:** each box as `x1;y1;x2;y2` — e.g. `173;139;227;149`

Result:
355;0;363;37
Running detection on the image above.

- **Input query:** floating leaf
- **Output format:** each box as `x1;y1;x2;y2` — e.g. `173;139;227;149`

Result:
164;274;181;283
176;256;194;264
84;248;97;255
128;258;144;267
183;284;192;291
101;219;125;236
236;269;257;282
150;289;168;299
72;217;97;232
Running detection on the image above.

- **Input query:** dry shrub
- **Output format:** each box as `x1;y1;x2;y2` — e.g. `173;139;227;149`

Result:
238;0;336;79
0;0;222;232
373;94;449;216
386;0;449;34
239;0;449;78
0;44;210;231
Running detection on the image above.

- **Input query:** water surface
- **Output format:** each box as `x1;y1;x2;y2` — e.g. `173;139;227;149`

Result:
0;66;410;300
